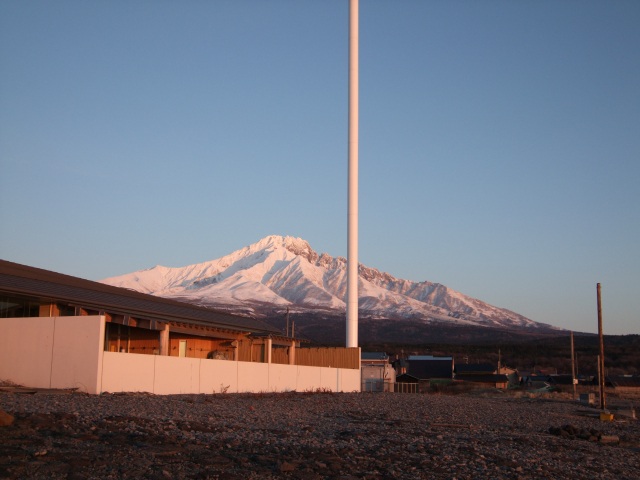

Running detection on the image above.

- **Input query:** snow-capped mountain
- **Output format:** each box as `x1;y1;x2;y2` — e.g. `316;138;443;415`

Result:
101;235;556;331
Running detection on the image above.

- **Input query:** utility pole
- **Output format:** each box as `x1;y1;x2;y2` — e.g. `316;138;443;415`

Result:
597;283;606;410
285;307;290;337
570;331;577;401
346;0;359;348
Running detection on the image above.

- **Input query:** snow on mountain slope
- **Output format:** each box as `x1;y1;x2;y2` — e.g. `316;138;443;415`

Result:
101;235;556;331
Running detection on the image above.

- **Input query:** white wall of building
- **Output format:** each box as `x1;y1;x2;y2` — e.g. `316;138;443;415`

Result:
1;316;361;394
361;364;396;392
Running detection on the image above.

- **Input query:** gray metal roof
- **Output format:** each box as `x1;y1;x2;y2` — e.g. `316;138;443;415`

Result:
0;259;280;334
408;355;453;361
608;375;640;388
361;352;389;361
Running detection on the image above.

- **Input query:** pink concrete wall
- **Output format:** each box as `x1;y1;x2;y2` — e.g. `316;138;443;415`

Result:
101;351;155;393
199;359;239;393
268;363;299;392
0;316;361;394
100;355;361;394
0;316;104;393
50;316;104;394
154;356;201;394
237;362;270;392
0;317;56;388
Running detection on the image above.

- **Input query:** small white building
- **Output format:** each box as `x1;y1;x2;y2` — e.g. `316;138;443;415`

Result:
361;352;395;392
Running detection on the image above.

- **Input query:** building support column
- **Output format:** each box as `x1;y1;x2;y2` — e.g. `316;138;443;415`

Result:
289;340;296;365
39;302;59;317
159;324;170;356
266;337;273;364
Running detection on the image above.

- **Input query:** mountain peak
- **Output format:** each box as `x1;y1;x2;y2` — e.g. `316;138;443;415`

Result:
246;235;319;264
282;237;318;264
101;235;559;332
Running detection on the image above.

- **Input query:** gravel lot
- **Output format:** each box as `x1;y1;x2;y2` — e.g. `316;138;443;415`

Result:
1;389;639;480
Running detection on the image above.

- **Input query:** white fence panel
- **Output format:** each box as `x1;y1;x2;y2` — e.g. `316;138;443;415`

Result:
101;351;155;393
199;359;239;394
237;362;269;392
268;363;298;392
154;355;201;394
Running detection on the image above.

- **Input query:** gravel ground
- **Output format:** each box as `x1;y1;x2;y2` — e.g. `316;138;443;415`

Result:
1;389;639;480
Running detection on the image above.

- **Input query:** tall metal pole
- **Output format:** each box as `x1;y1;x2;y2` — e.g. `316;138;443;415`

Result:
346;0;359;348
597;283;606;410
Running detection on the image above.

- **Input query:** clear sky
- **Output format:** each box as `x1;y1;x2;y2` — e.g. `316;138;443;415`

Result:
1;1;638;335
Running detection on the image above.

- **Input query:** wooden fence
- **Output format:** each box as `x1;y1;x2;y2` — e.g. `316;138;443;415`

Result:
295;347;360;369
271;346;290;365
239;343;360;369
394;382;419;393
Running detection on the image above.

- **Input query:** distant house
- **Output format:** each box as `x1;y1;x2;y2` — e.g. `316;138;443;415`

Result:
361;352;395;392
362;352;389;366
546;374;576;386
454;363;509;389
395;373;420;393
607;376;640;398
522;375;553;390
396;373;420;383
456;374;509;390
393;355;454;392
406;355;455;380
454;363;496;375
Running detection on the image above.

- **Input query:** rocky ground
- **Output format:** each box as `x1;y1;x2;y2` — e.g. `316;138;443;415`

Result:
0;388;638;480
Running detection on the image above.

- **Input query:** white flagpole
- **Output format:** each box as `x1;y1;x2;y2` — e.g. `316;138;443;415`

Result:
347;0;359;348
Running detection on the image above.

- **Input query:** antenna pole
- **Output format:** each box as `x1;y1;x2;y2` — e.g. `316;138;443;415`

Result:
346;0;359;348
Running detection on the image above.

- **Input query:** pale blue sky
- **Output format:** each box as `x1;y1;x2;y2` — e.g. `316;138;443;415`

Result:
1;1;638;335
